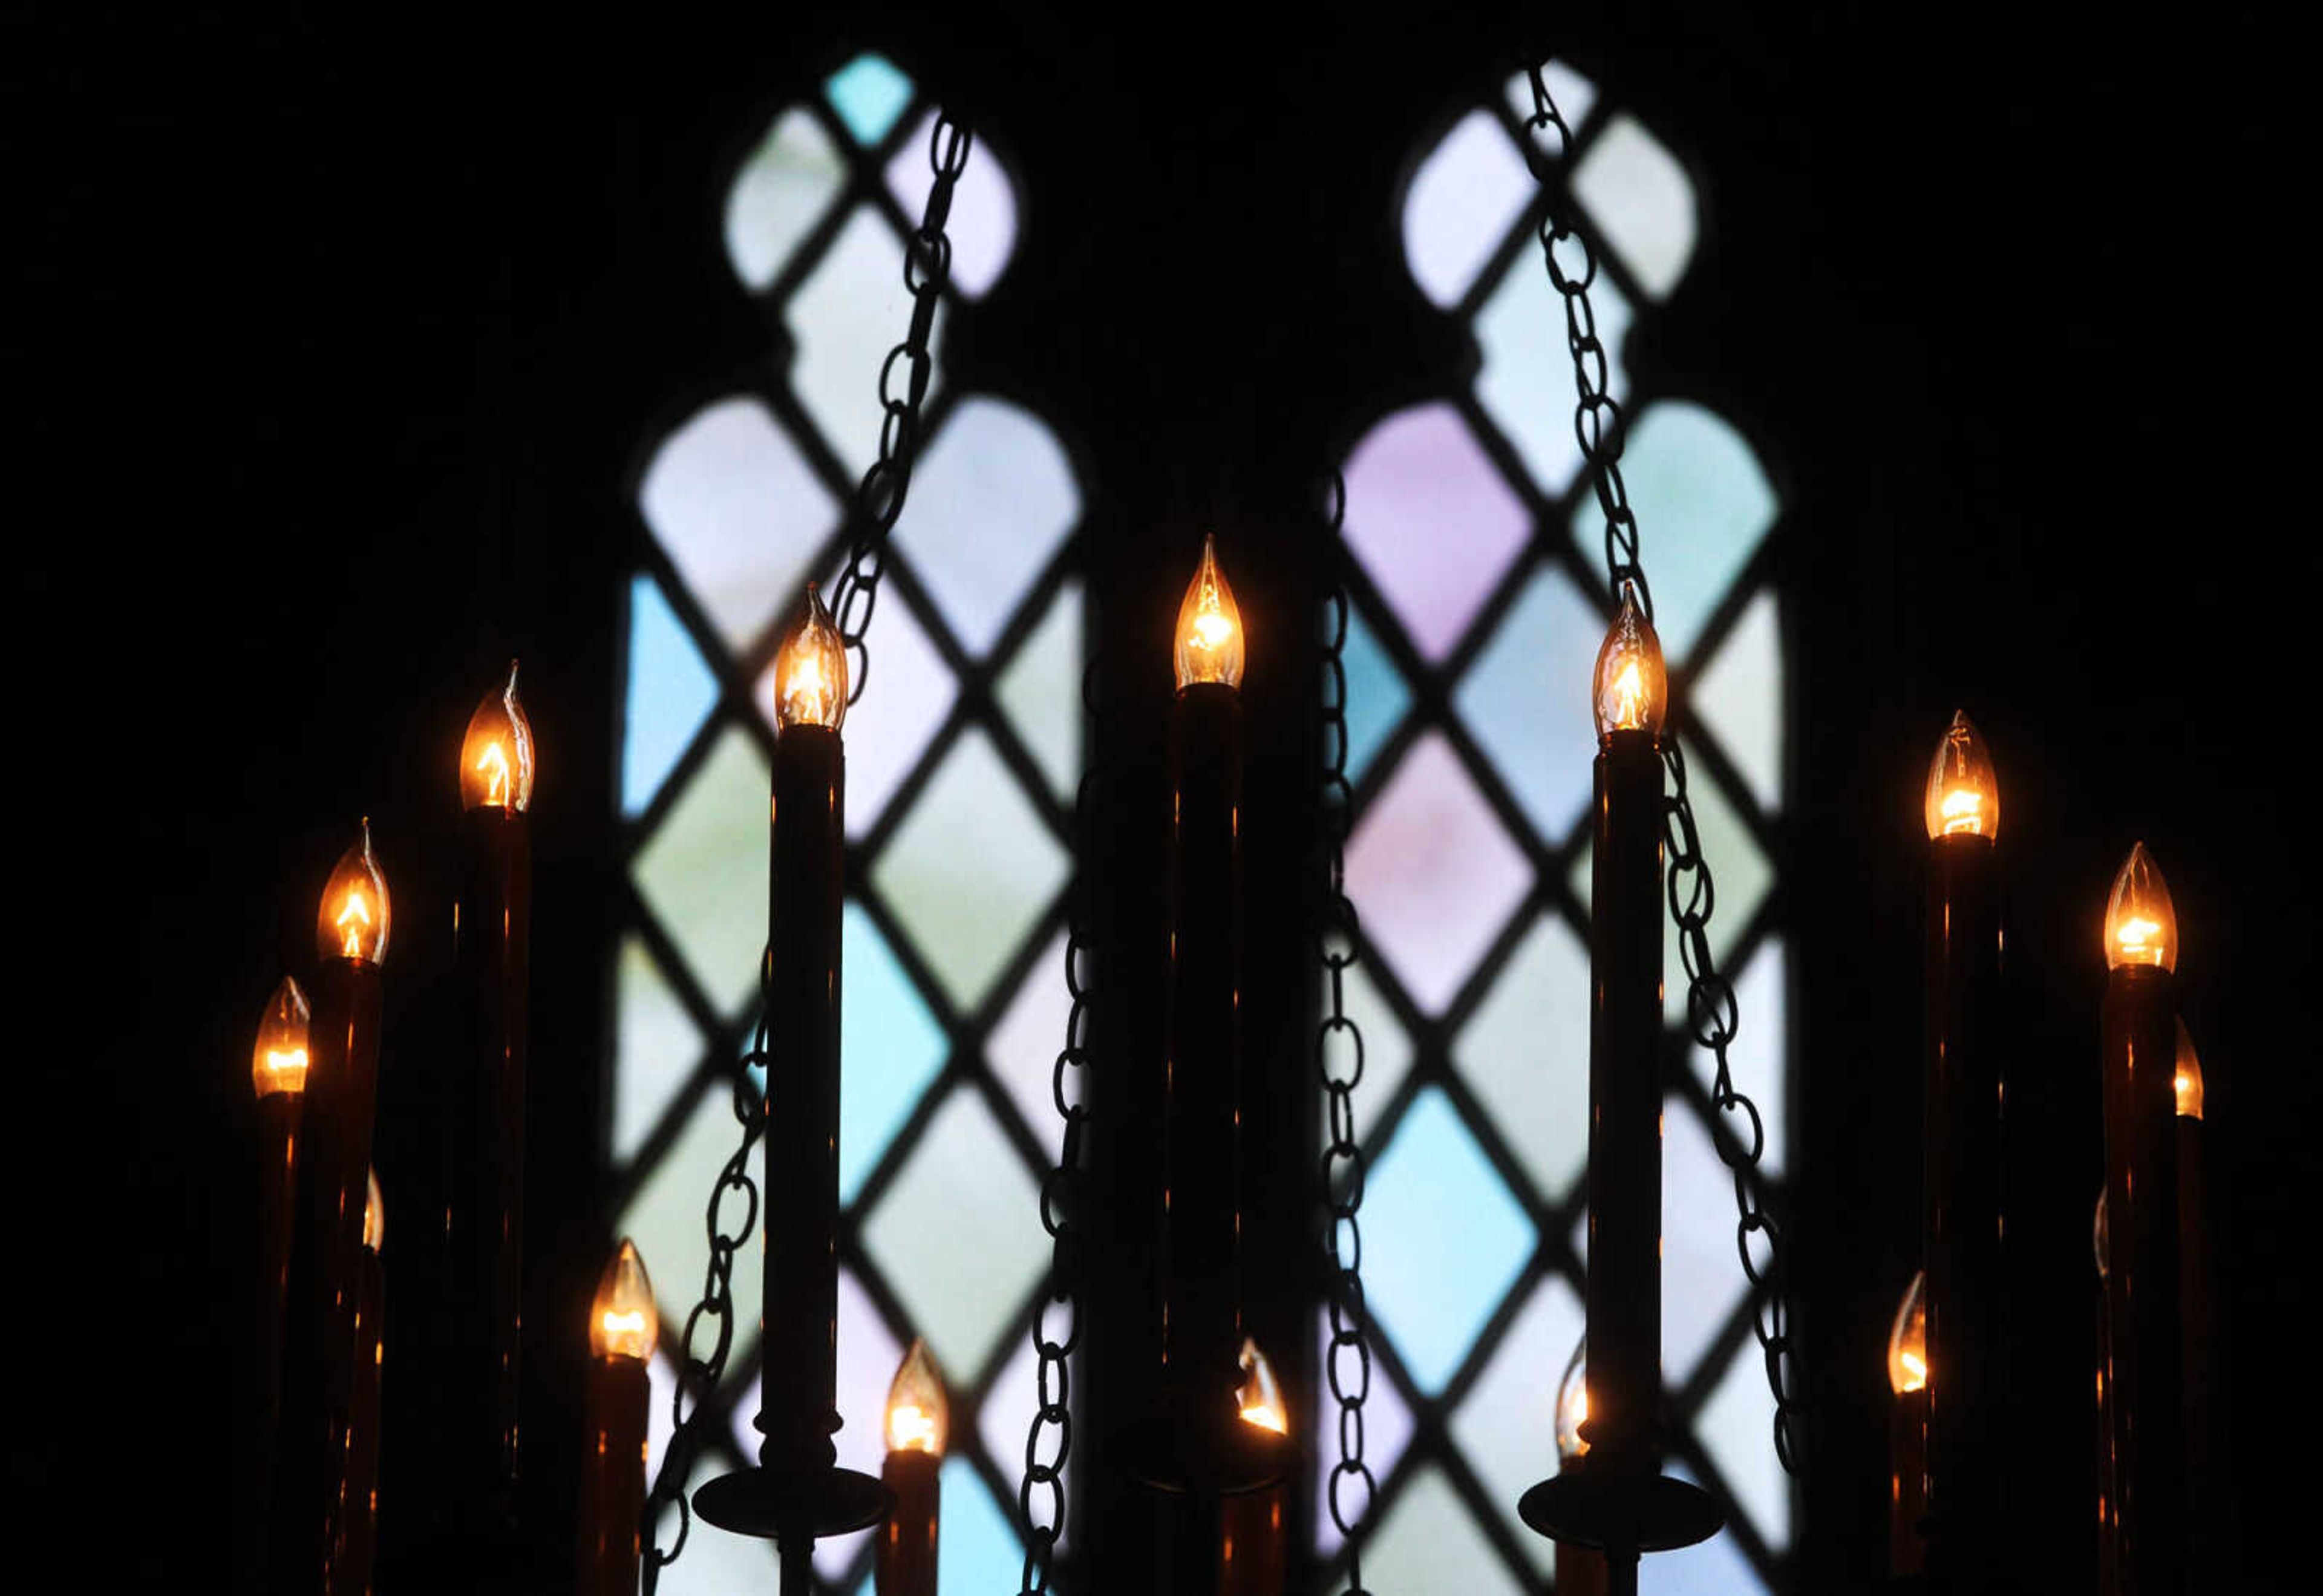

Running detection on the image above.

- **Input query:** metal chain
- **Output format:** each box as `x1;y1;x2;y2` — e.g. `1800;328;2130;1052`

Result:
1521;59;1803;1476
1014;656;1100;1595
641;106;975;1588
1317;470;1379;1590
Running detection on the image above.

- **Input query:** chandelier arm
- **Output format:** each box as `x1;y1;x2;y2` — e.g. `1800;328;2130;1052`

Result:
1521;58;1803;1477
1318;468;1380;1591
639;110;976;1590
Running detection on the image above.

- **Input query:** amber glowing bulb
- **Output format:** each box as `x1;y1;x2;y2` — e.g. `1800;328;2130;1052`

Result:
317;819;391;966
1234;1336;1287;1434
884;1337;948;1456
1924;710;1999;842
773;585;848;731
362;1168;385;1254
251;974;312;1096
1887;1271;1927;1396
460;659;536;814
2174;1018;2205;1120
2093;1189;2109;1281
590;1237;657;1361
1174;535;1245;691
1591;584;1667;742
2103;842;2178;973
1555;1336;1590;1461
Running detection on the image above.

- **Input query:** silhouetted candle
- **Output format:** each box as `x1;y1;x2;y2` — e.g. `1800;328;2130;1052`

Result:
877;1338;946;1596
581;1239;655;1596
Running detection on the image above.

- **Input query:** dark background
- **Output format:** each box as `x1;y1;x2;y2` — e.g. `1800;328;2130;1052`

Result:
11;2;2311;1589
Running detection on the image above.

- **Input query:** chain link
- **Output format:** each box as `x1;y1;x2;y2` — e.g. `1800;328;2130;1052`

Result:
1522;59;1803;1476
640;106;974;1589
1317;471;1380;1589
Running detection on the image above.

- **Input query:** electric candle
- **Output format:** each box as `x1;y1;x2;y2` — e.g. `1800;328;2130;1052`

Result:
334;1169;385;1595
249;975;309;1568
1554;1338;1608;1596
1219;1338;1288;1596
2096;1191;2119;1596
876;1339;945;1596
581;1239;655;1596
1887;1272;1928;1578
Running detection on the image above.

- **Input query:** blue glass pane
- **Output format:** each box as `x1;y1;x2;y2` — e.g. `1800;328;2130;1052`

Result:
622;572;719;816
938;1456;1022;1587
823;53;914;147
1365;1087;1533;1392
1643;1465;1772;1596
1340;600;1409;787
1453;564;1604;844
840;900;947;1204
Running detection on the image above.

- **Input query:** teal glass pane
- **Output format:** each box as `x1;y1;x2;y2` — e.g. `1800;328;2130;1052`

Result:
1691;585;1782;811
612;934;701;1164
1358;1464;1528;1596
790;207;946;477
725;106;846;292
861;1085;1045;1379
823;52;915;147
898;395;1079;656
1402;107;1533;309
1663;1096;1745;1382
1365;1087;1533;1392
1571;114;1698;299
632;725;770;1016
1475;244;1631;498
1572;402;1774;662
871;729;1068;1013
618;1083;763;1355
997;580;1083;805
1455;912;1591;1200
1699;1339;1790;1550
886;110;1019;299
1449;1272;1586;1578
622;572;719;816
937;1456;1024;1588
1342;403;1531;662
1339;600;1408;787
839;899;947;1204
1452;563;1604;844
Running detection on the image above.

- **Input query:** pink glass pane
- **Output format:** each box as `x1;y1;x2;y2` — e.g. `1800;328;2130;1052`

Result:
1342;404;1531;662
886;110;1019;300
1312;1304;1416;1555
1402;108;1534;308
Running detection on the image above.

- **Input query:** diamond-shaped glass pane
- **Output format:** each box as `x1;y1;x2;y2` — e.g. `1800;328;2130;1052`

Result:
987;928;1070;1142
1501;62;1598;139
823;53;914;147
979;1323;1073;1554
871;728;1067;1012
1452;563;1604;843
1573;402;1774;661
1403;108;1533;309
898;395;1078;655
791;207;946;477
1316;955;1413;1155
1342;403;1531;662
1345;731;1529;1015
613;935;701;1164
1456;912;1592;1200
639;396;838;654
1691;586;1782;811
1340;598;1409;788
1359;1465;1528;1596
887;111;1019;299
1668;759;1771;975
997;580;1083;806
1701;939;1787;1176
1476;246;1632;499
1699;1339;1790;1551
839;900;947;1203
1449;1272;1586;1578
1572;114;1697;300
1313;1307;1416;1555
632;724;769;1015
725;106;846;292
1662;1095;1745;1383
622;572;719;817
618;1082;763;1354
861;1085;1045;1379
1366;1087;1534;1392
810;1267;904;1577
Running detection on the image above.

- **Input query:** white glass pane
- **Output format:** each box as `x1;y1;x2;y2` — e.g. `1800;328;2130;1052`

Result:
725;107;846;292
1449;1272;1587;1578
987;928;1070;1143
1456;912;1592;1201
1475;248;1631;499
613;935;699;1164
1402;108;1534;308
789;206;946;477
1662;1096;1744;1384
886;110;1019;299
632;725;770;1016
997;580;1083;805
1698;1341;1791;1550
1358;1465;1528;1596
1501;62;1599;139
1571;114;1697;300
1690;586;1782;811
897;395;1078;655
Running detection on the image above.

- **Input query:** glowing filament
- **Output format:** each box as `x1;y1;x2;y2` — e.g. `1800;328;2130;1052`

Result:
1888;1271;1928;1396
1923;710;2001;841
316;821;391;966
1174;535;1245;690
773;586;848;731
459;659;535;813
362;1169;385;1254
337;891;373;958
2103;843;2178;973
476;742;509;808
1237;1336;1287;1434
2174;1019;2205;1119
1555;1336;1590;1460
884;1338;949;1456
589;1238;657;1361
251;975;312;1097
1590;586;1667;741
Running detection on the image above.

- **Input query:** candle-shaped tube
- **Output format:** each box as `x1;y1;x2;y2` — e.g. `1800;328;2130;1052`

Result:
250;976;309;1566
876;1339;944;1596
762;589;847;1493
1162;537;1247;1407
1887;1272;1929;1578
581;1240;655;1596
1920;711;2005;1583
1554;1339;1608;1596
2172;1020;2217;1585
2096;1191;2119;1596
334;1170;385;1595
2100;843;2186;1596
1220;1339;1288;1596
1580;589;1665;1479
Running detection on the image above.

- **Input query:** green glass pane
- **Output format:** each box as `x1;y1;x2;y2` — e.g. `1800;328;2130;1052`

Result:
1358;1464;1528;1596
1571;402;1774;662
618;1082;763;1358
900;396;1079;655
622;572;719;817
1571;114;1698;299
1317;955;1414;1156
1456;912;1591;1200
1691;586;1782;812
1340;599;1409;787
871;728;1068;1012
840;900;947;1205
632;724;771;1016
724;106;846;292
1365;1087;1533;1392
861;1085;1045;1379
790;206;946;477
1449;1272;1586;1578
1698;1339;1791;1551
1475;244;1631;498
1452;563;1604;845
997;579;1083;805
824;53;915;147
613;935;702;1165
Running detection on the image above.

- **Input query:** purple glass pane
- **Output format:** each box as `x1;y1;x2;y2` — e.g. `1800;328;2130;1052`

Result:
1312;1304;1416;1556
1342;404;1532;662
1402;108;1534;308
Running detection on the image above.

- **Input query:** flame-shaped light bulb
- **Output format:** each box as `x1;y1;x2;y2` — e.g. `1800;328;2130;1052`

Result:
1174;535;1245;691
317;820;391;966
774;585;848;731
2093;1188;2109;1281
1887;1271;1928;1396
252;975;312;1096
1237;1336;1287;1434
884;1337;949;1456
1591;585;1667;742
590;1238;657;1361
460;659;536;814
362;1168;385;1254
2174;1018;2205;1120
1555;1336;1590;1460
1924;710;2000;842
2103;842;2178;973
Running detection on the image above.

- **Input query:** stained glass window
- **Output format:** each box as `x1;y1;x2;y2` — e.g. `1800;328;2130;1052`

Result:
1327;64;1793;1591
608;51;1079;1592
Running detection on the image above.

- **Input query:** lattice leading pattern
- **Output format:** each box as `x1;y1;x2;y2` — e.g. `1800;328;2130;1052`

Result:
609;52;1081;1593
